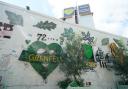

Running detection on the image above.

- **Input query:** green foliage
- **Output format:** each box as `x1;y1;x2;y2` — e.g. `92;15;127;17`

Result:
57;78;84;89
113;39;128;85
57;78;72;89
59;35;86;81
70;79;84;87
70;81;79;87
114;56;128;84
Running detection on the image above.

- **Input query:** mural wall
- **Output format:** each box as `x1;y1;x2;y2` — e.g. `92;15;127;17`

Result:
0;1;128;89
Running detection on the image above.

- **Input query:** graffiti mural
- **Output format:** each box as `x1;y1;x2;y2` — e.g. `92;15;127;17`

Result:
95;48;109;68
33;21;56;31
109;43;118;57
19;41;63;83
5;10;23;26
0;22;14;39
61;28;75;40
95;48;104;62
109;42;125;63
82;44;94;62
101;38;109;45
81;31;94;44
59;27;75;45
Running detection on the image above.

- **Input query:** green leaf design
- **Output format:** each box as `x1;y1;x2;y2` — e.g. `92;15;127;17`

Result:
82;44;94;61
33;21;56;31
61;28;75;40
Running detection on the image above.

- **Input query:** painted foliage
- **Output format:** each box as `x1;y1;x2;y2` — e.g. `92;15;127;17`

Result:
33;21;56;31
81;31;94;44
61;27;75;40
60;27;75;45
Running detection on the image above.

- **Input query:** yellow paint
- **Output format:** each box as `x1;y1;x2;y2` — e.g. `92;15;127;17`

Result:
64;8;74;15
29;54;62;62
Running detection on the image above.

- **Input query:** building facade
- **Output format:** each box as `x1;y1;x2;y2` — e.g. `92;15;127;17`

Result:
0;1;128;89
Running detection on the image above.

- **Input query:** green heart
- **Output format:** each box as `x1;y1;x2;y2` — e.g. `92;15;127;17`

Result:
82;44;94;62
19;41;63;80
25;40;31;44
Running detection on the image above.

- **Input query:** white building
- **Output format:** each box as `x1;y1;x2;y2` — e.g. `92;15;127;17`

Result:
61;4;95;29
0;1;128;89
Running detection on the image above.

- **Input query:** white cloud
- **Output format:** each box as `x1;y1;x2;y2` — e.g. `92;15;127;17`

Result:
48;0;128;38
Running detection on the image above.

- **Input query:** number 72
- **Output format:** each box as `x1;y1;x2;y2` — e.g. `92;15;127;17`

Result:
37;33;46;41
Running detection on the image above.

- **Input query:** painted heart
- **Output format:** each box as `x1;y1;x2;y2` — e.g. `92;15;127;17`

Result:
19;41;63;80
82;44;94;62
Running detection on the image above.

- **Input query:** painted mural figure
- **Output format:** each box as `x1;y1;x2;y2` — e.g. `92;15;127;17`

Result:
95;48;104;62
95;48;108;68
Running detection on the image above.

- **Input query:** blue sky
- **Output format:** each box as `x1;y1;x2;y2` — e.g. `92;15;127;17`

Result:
0;0;128;38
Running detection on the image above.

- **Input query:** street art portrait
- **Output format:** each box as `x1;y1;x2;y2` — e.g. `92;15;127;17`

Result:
95;48;104;62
